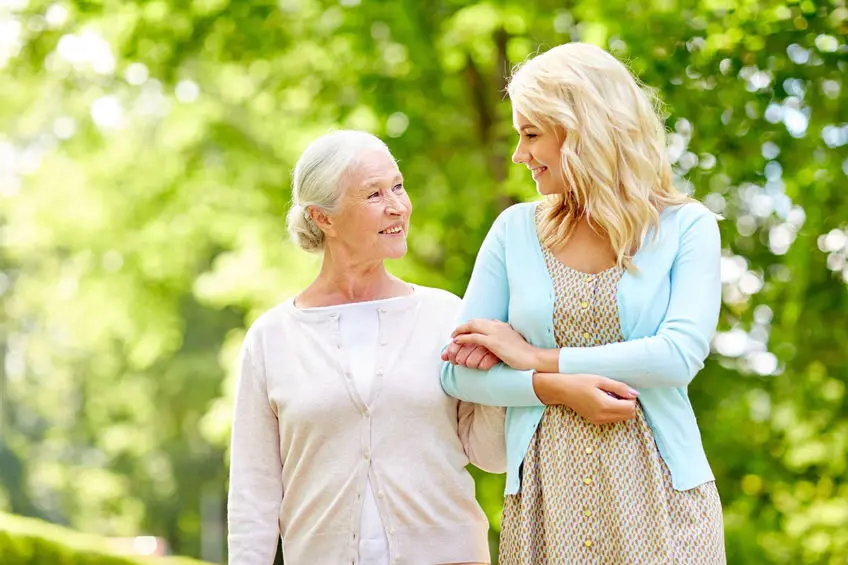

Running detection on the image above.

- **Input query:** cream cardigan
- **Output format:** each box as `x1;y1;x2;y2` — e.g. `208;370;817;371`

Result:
227;286;506;565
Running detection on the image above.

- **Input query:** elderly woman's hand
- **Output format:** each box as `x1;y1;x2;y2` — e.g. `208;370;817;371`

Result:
441;342;500;371
449;319;542;371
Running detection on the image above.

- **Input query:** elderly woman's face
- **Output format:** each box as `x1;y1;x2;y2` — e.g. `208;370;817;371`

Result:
331;149;412;261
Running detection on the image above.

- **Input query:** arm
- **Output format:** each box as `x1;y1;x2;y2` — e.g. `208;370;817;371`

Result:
451;209;721;388
552;210;721;388
457;402;507;473
227;338;283;565
439;208;544;408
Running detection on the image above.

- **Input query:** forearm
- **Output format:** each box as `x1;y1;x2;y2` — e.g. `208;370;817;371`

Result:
531;371;568;405
531;347;560;374
441;359;544;407
556;332;702;388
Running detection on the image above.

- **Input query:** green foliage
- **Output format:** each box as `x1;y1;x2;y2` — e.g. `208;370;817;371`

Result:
0;512;210;565
0;0;846;563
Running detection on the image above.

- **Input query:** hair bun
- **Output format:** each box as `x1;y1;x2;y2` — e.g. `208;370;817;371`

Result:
286;203;325;252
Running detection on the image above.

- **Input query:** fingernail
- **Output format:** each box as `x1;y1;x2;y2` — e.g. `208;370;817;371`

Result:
629;388;639;397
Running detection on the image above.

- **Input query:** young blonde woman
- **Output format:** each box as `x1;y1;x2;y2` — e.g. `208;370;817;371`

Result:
441;43;726;564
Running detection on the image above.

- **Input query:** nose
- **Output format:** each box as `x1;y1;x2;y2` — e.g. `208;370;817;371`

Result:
385;192;408;216
512;140;528;165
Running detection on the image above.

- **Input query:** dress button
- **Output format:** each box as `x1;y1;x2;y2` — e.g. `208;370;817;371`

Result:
585;447;593;455
390;527;396;535
584;509;591;517
583;477;592;485
379;308;388;314
363;452;370;461
380;340;388;346
377;491;384;498
584;539;592;548
583;332;591;340
581;301;589;308
376;369;384;376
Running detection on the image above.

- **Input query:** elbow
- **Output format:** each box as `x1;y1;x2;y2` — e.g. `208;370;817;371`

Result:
660;356;702;388
471;455;507;474
465;442;507;474
654;333;707;387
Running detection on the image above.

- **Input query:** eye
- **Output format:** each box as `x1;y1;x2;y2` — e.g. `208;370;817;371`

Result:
367;191;380;199
525;133;538;140
392;184;404;192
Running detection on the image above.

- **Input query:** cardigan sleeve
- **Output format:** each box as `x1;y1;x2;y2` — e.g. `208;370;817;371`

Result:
456;402;507;473
227;335;283;565
440;207;545;407
557;208;722;388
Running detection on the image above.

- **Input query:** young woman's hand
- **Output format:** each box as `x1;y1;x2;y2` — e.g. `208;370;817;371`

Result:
441;342;500;371
533;372;639;424
450;319;550;371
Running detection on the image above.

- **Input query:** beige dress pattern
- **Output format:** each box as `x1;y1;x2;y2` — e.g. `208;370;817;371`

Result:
498;245;726;565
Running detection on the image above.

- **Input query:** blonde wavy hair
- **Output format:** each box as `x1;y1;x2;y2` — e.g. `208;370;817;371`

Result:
507;42;693;269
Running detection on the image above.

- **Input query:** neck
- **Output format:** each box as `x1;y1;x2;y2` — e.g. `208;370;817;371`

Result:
296;247;409;307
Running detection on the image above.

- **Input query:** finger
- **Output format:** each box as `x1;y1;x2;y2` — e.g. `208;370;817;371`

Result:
478;353;500;370
455;344;478;366
606;399;637;421
451;319;494;338
453;333;489;348
464;346;488;368
598;378;639;400
445;342;461;365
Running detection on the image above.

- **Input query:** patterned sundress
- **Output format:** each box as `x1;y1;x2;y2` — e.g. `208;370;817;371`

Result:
498;245;726;565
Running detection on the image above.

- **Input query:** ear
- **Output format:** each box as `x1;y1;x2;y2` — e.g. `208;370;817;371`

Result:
308;206;336;238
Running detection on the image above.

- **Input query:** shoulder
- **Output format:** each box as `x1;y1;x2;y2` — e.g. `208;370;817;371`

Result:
482;201;540;245
494;201;539;227
413;285;461;312
662;201;720;238
243;300;295;352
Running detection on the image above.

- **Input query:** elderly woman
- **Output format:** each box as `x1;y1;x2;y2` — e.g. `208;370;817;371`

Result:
227;130;506;565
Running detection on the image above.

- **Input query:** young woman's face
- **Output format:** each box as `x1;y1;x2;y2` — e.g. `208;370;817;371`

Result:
511;109;566;196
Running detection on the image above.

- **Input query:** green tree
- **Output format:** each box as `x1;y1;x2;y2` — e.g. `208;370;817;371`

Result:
0;0;845;562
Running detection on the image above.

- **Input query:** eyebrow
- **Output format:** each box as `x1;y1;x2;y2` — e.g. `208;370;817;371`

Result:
362;175;404;190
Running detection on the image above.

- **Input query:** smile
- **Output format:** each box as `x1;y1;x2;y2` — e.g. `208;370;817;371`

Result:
531;166;547;179
379;225;404;235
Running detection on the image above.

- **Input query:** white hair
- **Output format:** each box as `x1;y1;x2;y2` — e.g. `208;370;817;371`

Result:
286;130;391;252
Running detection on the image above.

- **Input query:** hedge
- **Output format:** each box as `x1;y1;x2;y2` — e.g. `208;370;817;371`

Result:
0;512;210;565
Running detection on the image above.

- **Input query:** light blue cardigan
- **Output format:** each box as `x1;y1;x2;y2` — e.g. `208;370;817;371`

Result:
440;201;721;495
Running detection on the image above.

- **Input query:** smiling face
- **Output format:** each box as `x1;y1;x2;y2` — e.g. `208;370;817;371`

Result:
511;108;567;196
321;148;412;262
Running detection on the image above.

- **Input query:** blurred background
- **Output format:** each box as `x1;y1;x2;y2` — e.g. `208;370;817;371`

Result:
0;0;846;563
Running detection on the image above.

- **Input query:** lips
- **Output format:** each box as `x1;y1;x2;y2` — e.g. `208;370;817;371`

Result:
379;224;404;235
531;166;547;180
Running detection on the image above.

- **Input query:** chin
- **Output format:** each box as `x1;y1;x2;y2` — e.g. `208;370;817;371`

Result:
384;243;408;260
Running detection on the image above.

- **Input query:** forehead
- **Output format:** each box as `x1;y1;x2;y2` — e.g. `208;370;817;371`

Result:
512;109;536;130
346;149;400;187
